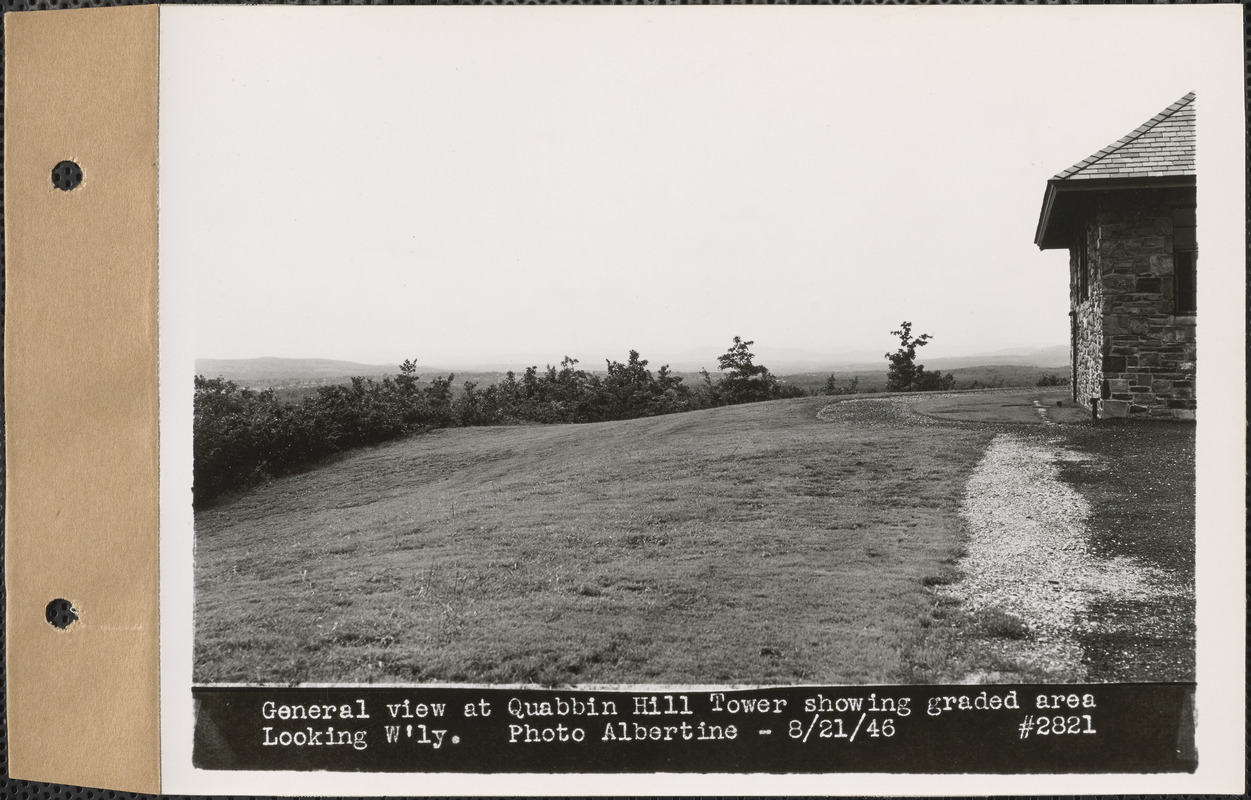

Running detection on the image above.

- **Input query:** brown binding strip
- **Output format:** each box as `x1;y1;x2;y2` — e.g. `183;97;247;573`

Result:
5;5;161;793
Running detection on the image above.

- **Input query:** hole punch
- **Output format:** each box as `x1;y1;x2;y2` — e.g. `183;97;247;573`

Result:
51;160;83;191
45;598;78;629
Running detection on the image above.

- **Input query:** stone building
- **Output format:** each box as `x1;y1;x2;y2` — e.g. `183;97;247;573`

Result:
1034;92;1196;420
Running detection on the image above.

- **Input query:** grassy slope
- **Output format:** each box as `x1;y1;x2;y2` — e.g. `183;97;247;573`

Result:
195;395;997;685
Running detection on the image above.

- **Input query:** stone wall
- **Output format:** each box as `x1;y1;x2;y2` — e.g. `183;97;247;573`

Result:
1071;221;1104;411
1074;192;1197;421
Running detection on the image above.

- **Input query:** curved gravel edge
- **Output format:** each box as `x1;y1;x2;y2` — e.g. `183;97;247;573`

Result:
816;394;962;427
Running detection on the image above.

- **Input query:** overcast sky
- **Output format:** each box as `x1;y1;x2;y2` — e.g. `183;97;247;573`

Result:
160;6;1230;369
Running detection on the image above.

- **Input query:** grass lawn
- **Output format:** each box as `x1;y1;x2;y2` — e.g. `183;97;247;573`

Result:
194;388;1194;686
195;395;997;685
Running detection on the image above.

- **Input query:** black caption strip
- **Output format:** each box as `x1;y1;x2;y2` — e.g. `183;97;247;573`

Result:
193;683;1195;774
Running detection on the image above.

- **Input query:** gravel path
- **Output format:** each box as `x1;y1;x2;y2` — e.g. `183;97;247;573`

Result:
952;432;1188;680
818;392;1194;681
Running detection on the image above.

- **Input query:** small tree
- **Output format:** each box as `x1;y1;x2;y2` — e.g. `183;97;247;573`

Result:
885;322;927;391
716;336;777;404
717;336;764;378
885;321;954;392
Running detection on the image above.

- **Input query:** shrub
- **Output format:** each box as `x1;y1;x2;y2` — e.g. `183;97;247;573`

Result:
195;338;812;506
710;336;809;403
1037;373;1070;387
193;363;456;507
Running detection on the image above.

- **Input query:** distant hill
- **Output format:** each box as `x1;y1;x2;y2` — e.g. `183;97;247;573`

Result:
928;345;1070;370
197;345;1070;390
195;357;505;398
657;344;1069;374
196;357;400;383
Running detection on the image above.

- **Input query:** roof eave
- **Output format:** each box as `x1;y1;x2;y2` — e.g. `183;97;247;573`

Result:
1034;175;1196;251
1033;182;1061;250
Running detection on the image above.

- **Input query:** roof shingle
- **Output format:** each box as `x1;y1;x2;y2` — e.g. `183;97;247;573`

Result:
1052;92;1196;182
1034;92;1197;250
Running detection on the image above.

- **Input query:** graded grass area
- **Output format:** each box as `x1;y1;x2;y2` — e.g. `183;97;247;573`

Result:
194;395;997;685
195;388;1197;686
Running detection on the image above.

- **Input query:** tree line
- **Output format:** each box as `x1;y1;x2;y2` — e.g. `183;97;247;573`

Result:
194;325;980;507
194;337;807;506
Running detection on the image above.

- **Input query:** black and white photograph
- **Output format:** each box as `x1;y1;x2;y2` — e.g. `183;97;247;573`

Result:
154;4;1244;791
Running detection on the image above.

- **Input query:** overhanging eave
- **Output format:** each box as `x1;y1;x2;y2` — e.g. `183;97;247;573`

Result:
1033;175;1196;251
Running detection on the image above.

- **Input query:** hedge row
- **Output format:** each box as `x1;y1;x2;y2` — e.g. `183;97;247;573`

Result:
193;347;805;507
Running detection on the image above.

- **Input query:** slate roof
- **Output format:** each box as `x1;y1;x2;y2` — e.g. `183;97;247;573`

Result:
1035;93;1196;249
1052;92;1195;182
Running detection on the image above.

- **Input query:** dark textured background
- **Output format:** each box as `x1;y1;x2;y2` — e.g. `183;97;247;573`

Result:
0;0;1244;797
